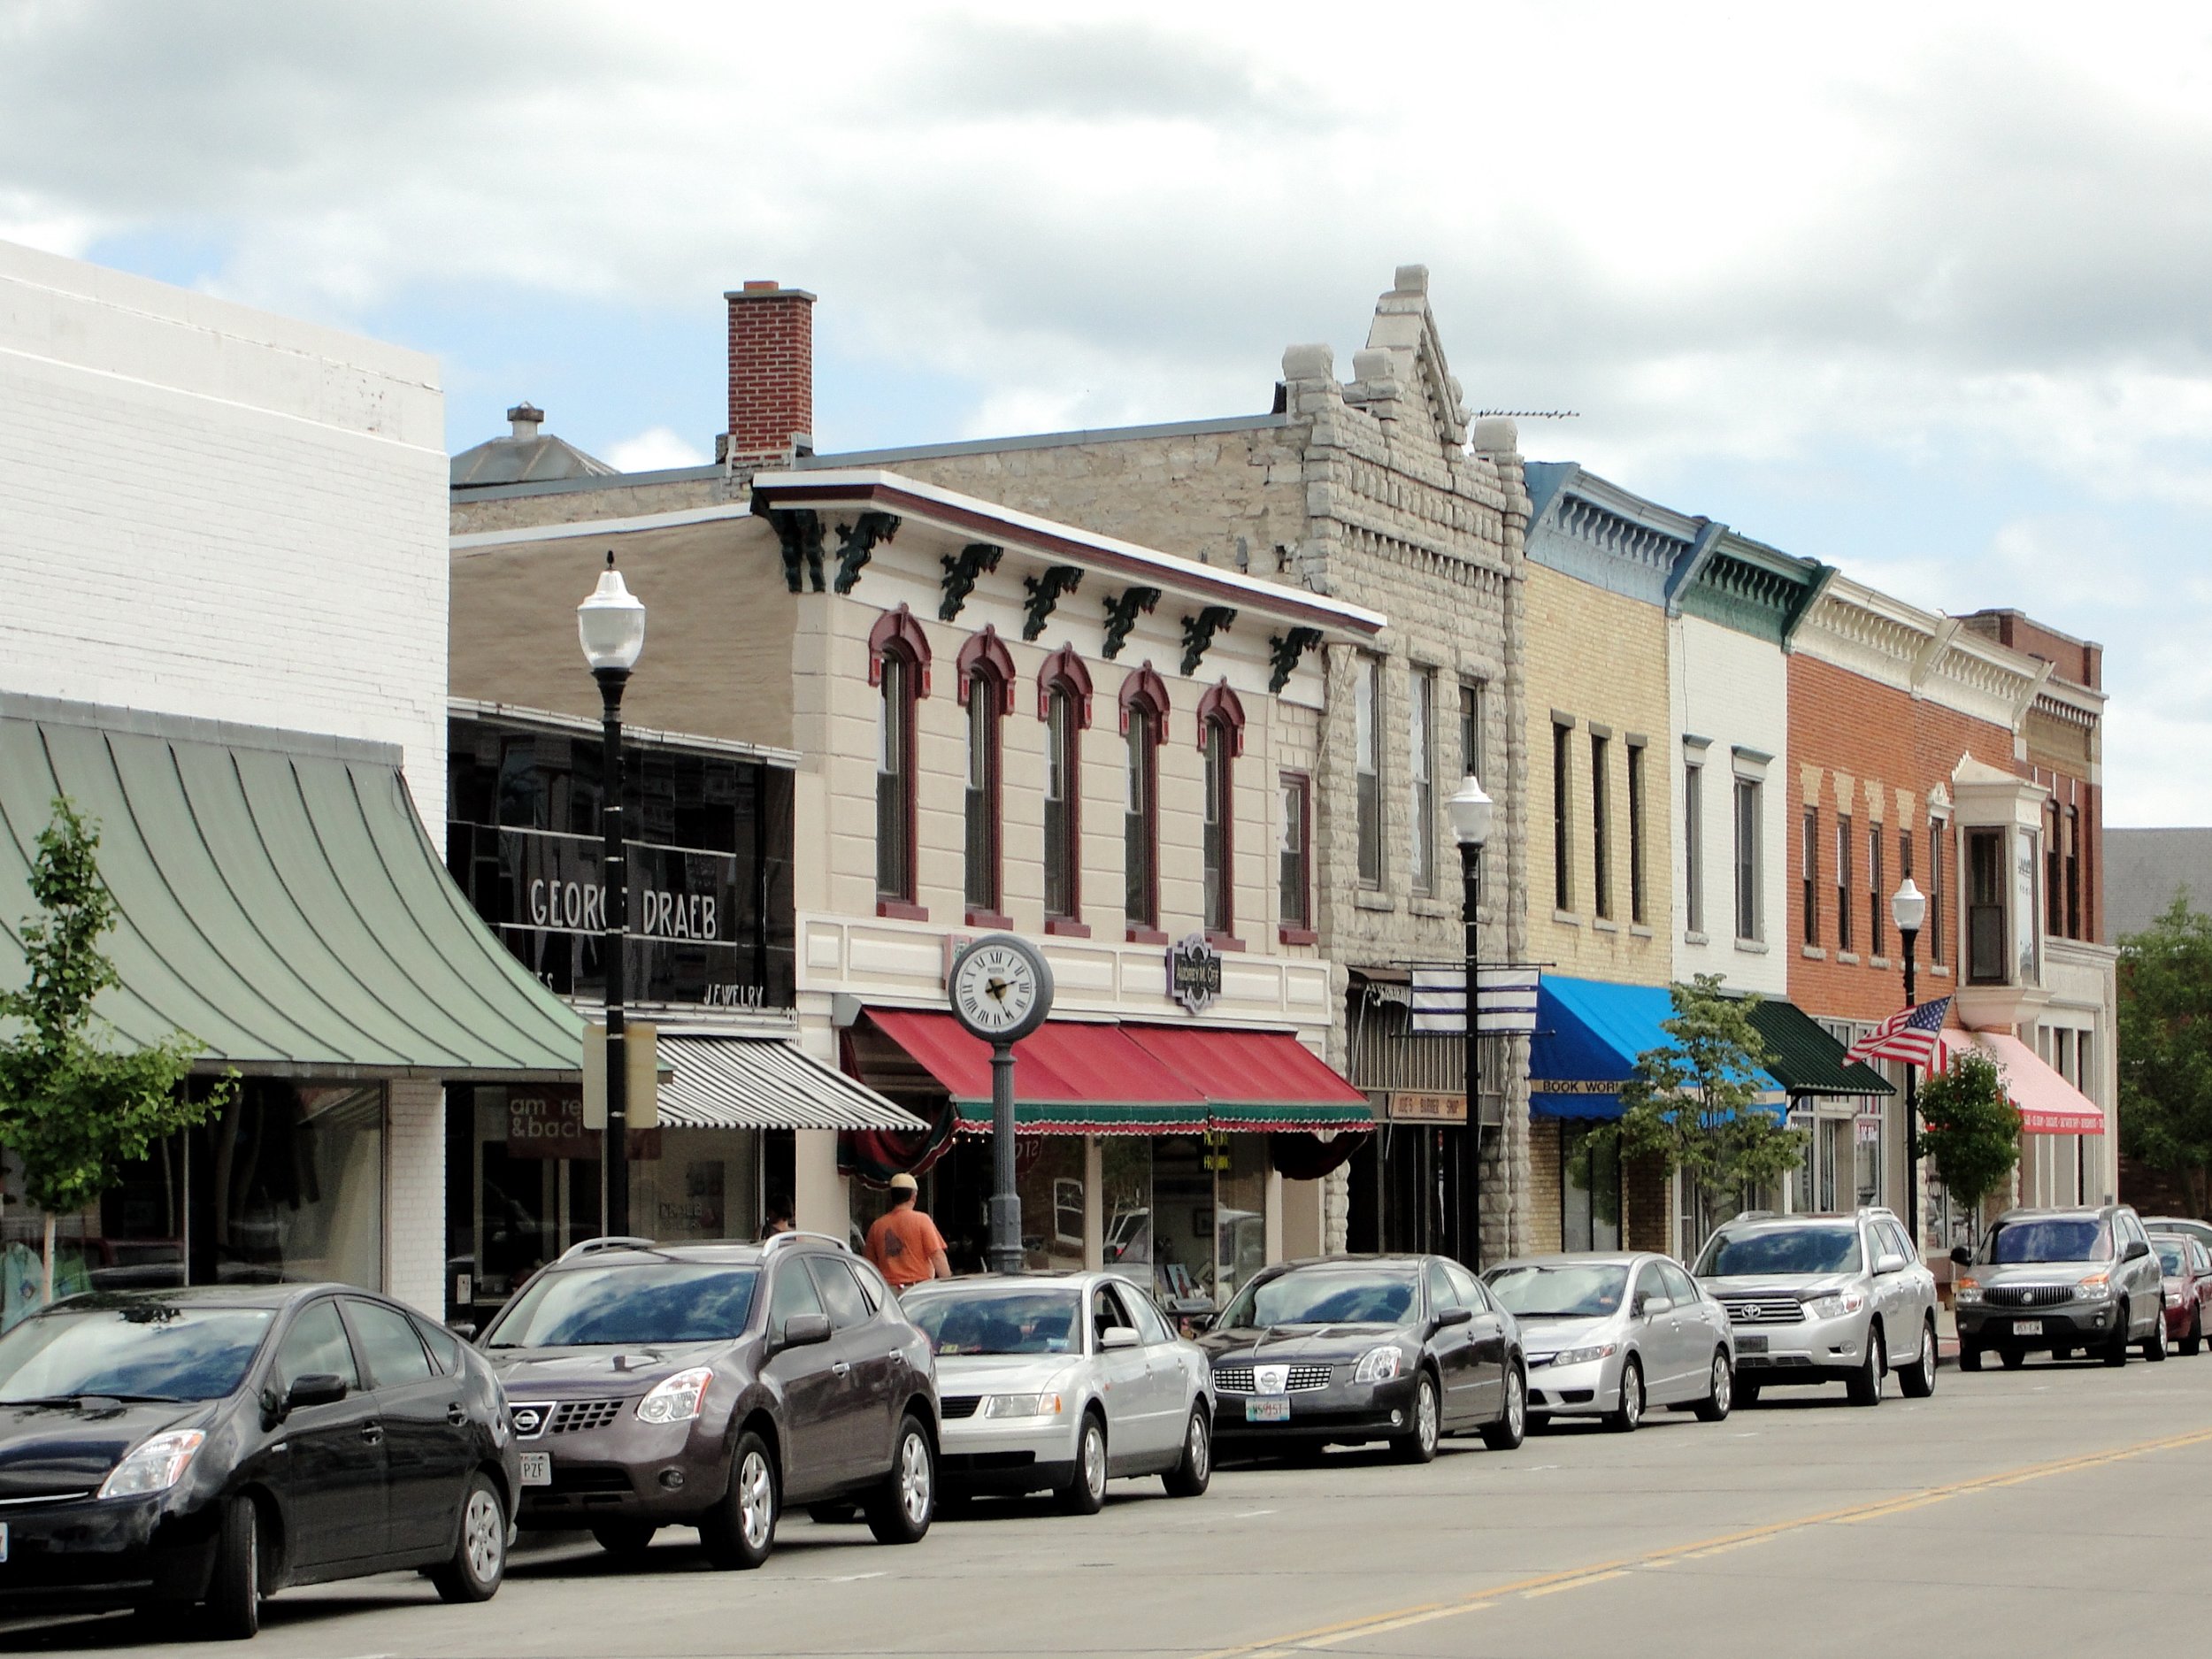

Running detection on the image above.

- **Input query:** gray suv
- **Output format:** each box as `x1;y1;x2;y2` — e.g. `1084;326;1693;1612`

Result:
1950;1204;2167;1369
1691;1208;1939;1407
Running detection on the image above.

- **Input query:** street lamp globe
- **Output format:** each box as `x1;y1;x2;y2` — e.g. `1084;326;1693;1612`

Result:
1891;877;1926;936
1447;774;1494;849
578;553;647;674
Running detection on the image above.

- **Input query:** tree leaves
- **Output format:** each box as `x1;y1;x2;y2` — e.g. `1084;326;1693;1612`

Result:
1916;1048;2021;1216
2116;891;2212;1213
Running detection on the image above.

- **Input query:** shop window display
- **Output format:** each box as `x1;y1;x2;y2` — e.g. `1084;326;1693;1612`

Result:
1016;1138;1086;1272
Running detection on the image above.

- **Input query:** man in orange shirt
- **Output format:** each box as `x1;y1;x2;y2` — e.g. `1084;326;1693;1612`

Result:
864;1173;954;1291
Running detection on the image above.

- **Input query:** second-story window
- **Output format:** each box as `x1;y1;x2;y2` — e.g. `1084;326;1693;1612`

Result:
1684;758;1705;935
1836;812;1854;952
1869;822;1885;957
1627;740;1647;926
1460;678;1486;783
1197;680;1246;941
1802;805;1820;947
1356;656;1383;887
1037;645;1092;928
1553;721;1574;912
1280;772;1312;934
1590;731;1612;921
868;605;931;915
1733;775;1763;942
1120;664;1169;939
1967;826;2006;984
1928;818;1947;964
2047;799;2064;943
2065;804;2082;940
1409;668;1435;894
957;628;1014;925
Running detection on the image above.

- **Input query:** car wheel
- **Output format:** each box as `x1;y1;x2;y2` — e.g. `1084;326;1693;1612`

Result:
1056;1411;1109;1516
1736;1377;1763;1405
1999;1345;2025;1370
2103;1320;2131;1367
1957;1341;1983;1373
1163;1406;1211;1498
2051;1345;2074;1363
431;1472;508;1604
200;1495;262;1640
1897;1317;1937;1399
2145;1316;2169;1363
1480;1364;1527;1451
588;1519;657;1560
701;1431;778;1570
2184;1310;2204;1358
1694;1349;1734;1422
1390;1373;1440;1464
1606;1357;1645;1433
1847;1325;1886;1406
864;1413;936;1545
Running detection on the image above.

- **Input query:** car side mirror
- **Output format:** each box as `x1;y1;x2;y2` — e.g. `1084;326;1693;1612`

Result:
2124;1239;2150;1263
1638;1295;1673;1317
779;1311;833;1350
1100;1325;1141;1351
447;1320;479;1342
285;1372;348;1412
1949;1246;1973;1268
1436;1305;1474;1328
1875;1253;1908;1276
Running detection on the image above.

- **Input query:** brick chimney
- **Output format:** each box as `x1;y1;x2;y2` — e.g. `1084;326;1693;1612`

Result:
724;280;816;465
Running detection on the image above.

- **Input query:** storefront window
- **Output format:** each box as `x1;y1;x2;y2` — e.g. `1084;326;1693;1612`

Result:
1100;1139;1153;1279
1213;1136;1267;1306
1016;1139;1086;1273
1562;1123;1621;1251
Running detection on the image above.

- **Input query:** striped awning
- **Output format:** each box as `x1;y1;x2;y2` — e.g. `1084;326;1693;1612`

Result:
657;1034;925;1133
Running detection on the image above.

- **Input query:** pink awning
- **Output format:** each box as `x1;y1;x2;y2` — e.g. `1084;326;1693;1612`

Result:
1967;1032;2106;1136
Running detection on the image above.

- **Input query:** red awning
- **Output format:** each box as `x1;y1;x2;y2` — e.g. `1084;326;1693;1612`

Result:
1967;1032;2107;1136
862;1010;1204;1134
1124;1024;1372;1130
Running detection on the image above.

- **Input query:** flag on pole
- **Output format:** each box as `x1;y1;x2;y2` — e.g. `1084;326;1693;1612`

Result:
1847;996;1954;1071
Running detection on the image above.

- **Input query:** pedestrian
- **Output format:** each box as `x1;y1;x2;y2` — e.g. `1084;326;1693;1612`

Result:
864;1172;953;1291
759;1198;794;1240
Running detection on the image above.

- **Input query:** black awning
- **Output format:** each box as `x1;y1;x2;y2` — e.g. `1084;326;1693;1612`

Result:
1743;997;1893;1098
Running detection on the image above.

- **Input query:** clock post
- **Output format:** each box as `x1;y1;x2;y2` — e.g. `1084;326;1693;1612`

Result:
948;933;1054;1276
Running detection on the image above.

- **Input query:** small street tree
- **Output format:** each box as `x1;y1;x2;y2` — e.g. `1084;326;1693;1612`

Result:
1619;974;1804;1242
2116;894;2212;1216
0;798;231;1302
1916;1047;2022;1238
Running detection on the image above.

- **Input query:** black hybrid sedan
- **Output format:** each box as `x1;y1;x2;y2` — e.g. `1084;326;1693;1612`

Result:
1197;1255;1526;1462
0;1285;518;1639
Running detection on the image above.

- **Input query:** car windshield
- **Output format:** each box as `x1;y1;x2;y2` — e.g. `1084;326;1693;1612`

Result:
488;1264;759;1348
1981;1218;2109;1264
2156;1240;2188;1274
1221;1269;1415;1328
904;1290;1080;1356
0;1302;274;1402
1696;1226;1862;1277
1486;1263;1628;1317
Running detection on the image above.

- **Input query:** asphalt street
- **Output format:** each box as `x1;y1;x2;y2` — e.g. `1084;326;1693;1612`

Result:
10;1356;2210;1658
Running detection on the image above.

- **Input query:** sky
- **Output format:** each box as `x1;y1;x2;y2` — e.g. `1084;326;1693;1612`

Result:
3;1;2208;820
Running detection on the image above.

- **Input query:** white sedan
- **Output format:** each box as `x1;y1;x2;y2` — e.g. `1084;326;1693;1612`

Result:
902;1272;1215;1513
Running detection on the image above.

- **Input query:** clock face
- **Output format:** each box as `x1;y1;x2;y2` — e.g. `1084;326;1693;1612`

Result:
951;939;1048;1041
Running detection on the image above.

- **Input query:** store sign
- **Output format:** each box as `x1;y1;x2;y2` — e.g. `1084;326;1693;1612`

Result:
1167;933;1224;1014
1387;1091;1467;1124
506;1087;592;1158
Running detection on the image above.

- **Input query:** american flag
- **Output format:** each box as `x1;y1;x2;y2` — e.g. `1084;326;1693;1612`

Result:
1847;996;1954;1071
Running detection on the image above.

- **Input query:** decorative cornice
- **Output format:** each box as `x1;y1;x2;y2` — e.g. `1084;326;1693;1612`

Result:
1020;565;1083;641
938;541;1002;620
1179;606;1237;678
1101;586;1160;661
1267;626;1325;693
753;499;825;593
831;511;900;595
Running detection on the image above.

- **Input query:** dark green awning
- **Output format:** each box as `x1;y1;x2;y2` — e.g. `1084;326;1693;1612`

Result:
0;695;584;1081
1742;997;1893;1098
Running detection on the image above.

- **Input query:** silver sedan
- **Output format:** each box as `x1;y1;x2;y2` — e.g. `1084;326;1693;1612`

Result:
1483;1253;1736;1432
900;1272;1215;1514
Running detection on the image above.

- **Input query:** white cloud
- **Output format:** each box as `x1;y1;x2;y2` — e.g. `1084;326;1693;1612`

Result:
603;426;709;472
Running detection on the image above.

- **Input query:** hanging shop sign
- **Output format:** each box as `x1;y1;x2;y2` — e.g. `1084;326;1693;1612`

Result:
1386;1091;1468;1124
1167;933;1225;1015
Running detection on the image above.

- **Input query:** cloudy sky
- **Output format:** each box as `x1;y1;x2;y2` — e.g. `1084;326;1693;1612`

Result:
4;1;2206;820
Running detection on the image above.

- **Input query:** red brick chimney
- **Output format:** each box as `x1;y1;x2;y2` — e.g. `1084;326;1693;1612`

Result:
725;280;816;465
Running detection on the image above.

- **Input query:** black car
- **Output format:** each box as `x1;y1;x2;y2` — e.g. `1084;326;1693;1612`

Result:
0;1284;518;1640
1197;1255;1526;1461
479;1232;939;1569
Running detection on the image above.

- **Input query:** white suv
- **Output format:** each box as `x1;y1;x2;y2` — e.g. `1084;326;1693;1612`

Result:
1691;1208;1940;1407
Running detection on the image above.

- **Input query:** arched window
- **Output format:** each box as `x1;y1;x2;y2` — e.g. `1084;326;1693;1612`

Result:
869;606;932;918
1197;681;1245;940
956;628;1014;924
1118;664;1170;941
1038;646;1094;932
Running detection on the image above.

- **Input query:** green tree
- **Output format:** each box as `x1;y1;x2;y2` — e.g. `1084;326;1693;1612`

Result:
1618;975;1805;1241
2116;892;2212;1215
1916;1047;2022;1232
0;798;231;1301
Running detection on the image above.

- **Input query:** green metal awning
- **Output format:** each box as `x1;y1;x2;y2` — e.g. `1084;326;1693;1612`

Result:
1741;997;1893;1099
0;695;585;1081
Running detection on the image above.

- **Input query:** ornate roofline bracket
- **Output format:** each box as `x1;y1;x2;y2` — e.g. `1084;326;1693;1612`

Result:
754;497;826;593
939;541;1002;620
1101;586;1161;661
1267;626;1325;693
1020;565;1084;641
1908;615;1964;697
832;511;901;595
1179;605;1237;678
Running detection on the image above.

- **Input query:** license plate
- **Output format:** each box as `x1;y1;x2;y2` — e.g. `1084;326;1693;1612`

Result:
2011;1319;2044;1338
1245;1398;1292;1424
519;1452;552;1487
1735;1334;1769;1354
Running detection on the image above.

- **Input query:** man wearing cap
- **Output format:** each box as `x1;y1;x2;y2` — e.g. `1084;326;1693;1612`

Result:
864;1173;954;1291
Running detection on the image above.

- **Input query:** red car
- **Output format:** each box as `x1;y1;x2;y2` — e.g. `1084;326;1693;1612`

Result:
2152;1233;2212;1355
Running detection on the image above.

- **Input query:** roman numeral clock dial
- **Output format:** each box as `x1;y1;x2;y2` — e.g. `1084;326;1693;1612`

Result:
948;933;1054;1045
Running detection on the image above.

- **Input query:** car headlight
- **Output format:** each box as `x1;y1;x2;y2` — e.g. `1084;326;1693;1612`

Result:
2166;1292;2185;1308
2074;1275;2113;1302
636;1367;715;1425
1354;1347;1403;1385
98;1430;206;1500
982;1392;1063;1419
1953;1278;1982;1304
1805;1291;1866;1320
1550;1343;1618;1368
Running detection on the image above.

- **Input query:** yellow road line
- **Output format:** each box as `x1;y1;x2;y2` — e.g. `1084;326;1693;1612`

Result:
1186;1425;2212;1659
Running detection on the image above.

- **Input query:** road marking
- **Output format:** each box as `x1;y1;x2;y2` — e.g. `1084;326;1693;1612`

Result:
826;1571;887;1582
1186;1425;2212;1659
1235;1509;1279;1518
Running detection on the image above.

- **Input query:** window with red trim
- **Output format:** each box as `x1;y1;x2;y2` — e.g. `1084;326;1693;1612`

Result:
1280;772;1312;936
1039;647;1091;926
869;606;931;913
1196;681;1244;941
956;628;1013;923
1119;664;1169;938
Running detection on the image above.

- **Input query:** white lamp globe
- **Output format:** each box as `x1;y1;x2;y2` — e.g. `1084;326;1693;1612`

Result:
578;554;646;674
1891;877;1927;935
1446;774;1494;849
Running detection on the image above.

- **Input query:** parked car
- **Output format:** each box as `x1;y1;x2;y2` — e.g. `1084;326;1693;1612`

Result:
2141;1217;2212;1256
478;1233;936;1570
1950;1204;2168;1368
1485;1253;1734;1432
1195;1254;1525;1461
2150;1233;2212;1356
900;1271;1212;1512
1691;1207;1939;1406
0;1284;516;1640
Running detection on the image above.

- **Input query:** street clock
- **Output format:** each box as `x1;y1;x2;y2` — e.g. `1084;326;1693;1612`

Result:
948;933;1054;1045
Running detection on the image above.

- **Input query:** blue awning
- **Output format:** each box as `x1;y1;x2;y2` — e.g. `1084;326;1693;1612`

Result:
1529;975;1782;1120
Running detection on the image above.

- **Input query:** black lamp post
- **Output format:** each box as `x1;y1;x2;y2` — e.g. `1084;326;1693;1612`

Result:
579;552;646;1237
1448;773;1495;1272
1891;877;1927;1248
